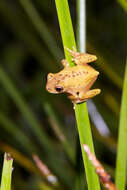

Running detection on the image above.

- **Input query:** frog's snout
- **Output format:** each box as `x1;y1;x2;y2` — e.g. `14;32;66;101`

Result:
46;84;51;92
46;87;51;91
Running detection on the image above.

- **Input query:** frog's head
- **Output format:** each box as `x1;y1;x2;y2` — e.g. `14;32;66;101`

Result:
46;73;64;94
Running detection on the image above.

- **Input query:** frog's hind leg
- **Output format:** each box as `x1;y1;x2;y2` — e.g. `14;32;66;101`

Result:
68;89;101;104
66;47;97;65
79;89;101;102
61;59;70;68
66;48;80;59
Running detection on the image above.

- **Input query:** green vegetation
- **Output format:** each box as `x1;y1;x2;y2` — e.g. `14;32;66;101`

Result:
55;1;100;189
0;0;127;190
0;153;13;190
115;62;127;190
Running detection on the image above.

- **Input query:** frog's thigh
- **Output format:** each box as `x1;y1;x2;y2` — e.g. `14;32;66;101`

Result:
68;89;100;103
61;59;70;68
73;54;97;65
79;89;101;101
82;76;97;92
67;47;97;65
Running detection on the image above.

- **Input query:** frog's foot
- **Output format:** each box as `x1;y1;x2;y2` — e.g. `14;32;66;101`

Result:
61;59;70;68
66;47;97;65
66;47;80;57
68;89;101;103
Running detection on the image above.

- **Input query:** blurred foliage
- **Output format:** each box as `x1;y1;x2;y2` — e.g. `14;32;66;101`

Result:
0;0;126;190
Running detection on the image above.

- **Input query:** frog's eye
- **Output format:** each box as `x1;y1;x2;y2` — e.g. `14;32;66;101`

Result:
55;86;63;92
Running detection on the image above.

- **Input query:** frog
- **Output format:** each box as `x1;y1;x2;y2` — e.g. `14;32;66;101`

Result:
46;48;101;103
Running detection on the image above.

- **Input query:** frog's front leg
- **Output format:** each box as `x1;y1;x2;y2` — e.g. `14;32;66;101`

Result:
67;48;97;65
68;89;101;103
61;59;70;68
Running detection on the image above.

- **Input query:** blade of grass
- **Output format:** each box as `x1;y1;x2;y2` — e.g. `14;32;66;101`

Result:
75;106;100;190
117;0;127;12
54;0;76;65
0;142;38;174
115;62;127;190
77;1;109;189
54;0;100;190
0;153;13;190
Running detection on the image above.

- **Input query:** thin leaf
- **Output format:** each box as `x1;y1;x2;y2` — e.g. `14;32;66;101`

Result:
115;62;127;190
0;153;13;190
0;142;38;174
117;0;127;12
54;0;101;189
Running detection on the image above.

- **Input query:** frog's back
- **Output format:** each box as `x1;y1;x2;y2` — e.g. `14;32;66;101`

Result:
58;65;99;87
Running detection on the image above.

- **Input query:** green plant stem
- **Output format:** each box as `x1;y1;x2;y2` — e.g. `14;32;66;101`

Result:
115;62;127;190
55;0;100;189
0;153;13;190
117;0;127;12
75;105;100;190
55;0;76;65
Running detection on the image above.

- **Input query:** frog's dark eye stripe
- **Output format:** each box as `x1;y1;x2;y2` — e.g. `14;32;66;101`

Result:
55;86;63;92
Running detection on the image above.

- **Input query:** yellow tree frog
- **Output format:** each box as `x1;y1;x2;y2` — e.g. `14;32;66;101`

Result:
46;48;101;103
